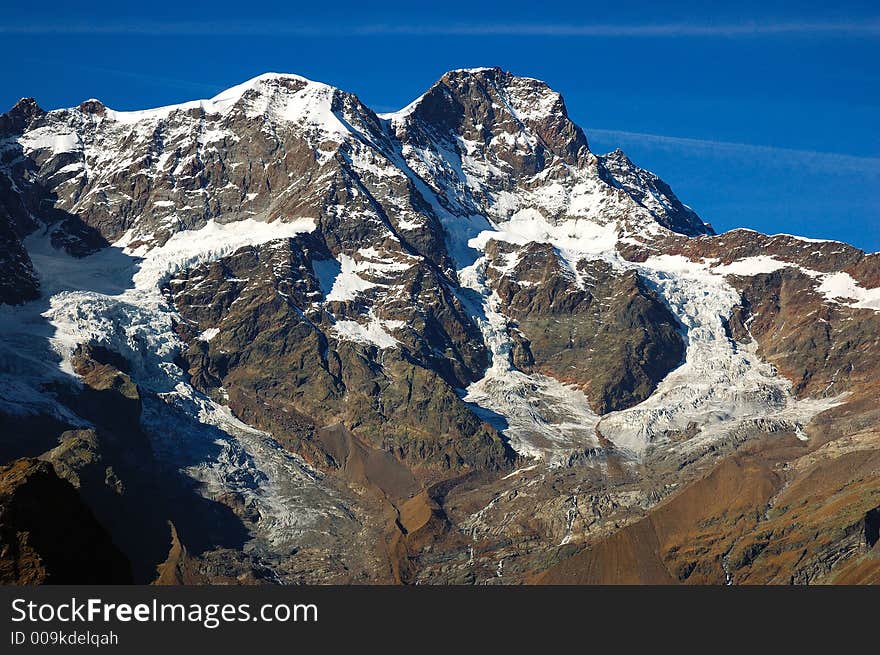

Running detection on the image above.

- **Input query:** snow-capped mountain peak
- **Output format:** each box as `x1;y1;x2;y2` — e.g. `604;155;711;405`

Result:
99;72;344;126
386;66;590;171
4;69;876;585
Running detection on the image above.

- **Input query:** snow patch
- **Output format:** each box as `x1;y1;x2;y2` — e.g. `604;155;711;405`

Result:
121;217;316;290
333;312;399;349
817;272;880;311
198;327;220;342
313;255;375;302
712;255;796;277
18;128;79;154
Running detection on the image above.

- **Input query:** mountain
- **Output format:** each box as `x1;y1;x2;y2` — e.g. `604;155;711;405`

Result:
1;67;878;585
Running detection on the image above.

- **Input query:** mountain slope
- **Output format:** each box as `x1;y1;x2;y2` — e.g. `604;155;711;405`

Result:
0;67;878;584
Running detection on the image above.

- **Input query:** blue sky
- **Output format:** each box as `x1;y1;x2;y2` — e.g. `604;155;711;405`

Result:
3;1;878;251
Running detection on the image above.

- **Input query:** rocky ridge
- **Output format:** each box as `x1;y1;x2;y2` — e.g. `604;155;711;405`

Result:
0;67;878;584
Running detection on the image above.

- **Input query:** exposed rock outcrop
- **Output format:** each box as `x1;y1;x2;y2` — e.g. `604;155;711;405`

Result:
0;68;877;586
0;458;131;584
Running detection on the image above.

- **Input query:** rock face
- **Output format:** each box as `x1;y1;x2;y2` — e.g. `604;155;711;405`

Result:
483;241;685;413
536;415;880;585
599;148;713;237
0;458;131;584
0;67;878;585
161;234;512;581
0;100;43;305
0;210;38;305
167;235;509;476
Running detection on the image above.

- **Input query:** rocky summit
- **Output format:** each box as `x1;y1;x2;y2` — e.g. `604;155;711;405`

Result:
0;67;878;585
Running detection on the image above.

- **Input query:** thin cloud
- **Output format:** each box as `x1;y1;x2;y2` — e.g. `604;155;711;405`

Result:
588;128;880;175
358;20;880;37
19;58;222;96
0;20;878;37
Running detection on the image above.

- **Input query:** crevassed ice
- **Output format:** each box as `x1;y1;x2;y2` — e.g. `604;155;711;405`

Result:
598;255;841;455
0;217;335;558
457;218;843;460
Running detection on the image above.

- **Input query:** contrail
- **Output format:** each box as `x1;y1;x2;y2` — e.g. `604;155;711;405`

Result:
588;128;880;174
0;20;878;37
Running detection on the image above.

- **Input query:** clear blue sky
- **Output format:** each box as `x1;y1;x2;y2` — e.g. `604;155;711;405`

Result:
3;1;878;251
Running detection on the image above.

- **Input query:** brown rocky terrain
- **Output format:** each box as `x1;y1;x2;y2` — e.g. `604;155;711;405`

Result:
483;240;685;413
536;408;880;585
530;231;880;585
166;235;511;479
0;67;877;585
0;457;131;584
